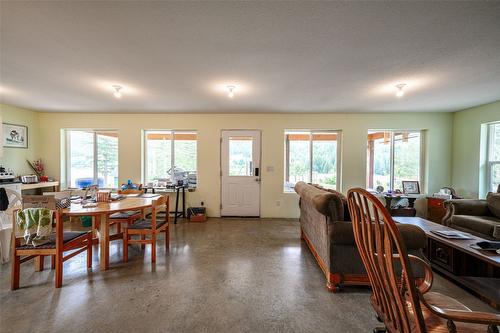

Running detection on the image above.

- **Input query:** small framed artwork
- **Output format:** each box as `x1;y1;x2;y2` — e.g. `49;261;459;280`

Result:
2;123;28;148
402;181;420;194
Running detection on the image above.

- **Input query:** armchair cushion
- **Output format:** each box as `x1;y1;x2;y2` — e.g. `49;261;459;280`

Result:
486;192;500;218
451;215;500;240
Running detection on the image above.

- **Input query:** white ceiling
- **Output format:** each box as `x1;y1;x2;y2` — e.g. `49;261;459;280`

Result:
1;1;500;113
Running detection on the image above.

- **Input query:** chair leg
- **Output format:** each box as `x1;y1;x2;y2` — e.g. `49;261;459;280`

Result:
11;253;20;290
87;233;93;268
51;255;56;269
36;255;45;271
116;223;121;234
165;226;169;251
55;254;63;288
123;231;128;263
151;234;156;264
141;234;145;250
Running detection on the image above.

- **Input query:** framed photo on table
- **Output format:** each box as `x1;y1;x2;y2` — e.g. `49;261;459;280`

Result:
402;181;420;194
2;123;28;148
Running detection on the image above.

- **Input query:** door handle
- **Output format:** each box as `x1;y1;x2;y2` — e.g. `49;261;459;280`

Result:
255;178;261;182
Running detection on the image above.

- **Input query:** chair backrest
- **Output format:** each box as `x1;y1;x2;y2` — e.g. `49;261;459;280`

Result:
13;195;60;242
118;188;144;195
150;195;169;229
22;195;56;210
346;188;426;333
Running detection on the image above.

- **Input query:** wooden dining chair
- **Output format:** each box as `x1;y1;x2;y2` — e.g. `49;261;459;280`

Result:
123;195;169;264
346;188;500;333
11;195;92;289
107;188;145;234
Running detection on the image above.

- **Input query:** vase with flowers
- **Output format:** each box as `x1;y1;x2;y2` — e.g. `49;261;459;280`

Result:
27;159;48;182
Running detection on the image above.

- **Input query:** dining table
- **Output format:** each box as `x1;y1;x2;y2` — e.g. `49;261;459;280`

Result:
63;195;161;270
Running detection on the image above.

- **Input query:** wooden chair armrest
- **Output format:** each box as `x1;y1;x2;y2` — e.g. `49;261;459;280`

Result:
407;254;433;294
390;254;433;294
422;301;500;325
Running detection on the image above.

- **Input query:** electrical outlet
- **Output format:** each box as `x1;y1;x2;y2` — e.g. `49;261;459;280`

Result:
276;200;281;207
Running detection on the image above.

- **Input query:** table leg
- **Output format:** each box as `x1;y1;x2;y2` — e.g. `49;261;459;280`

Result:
174;187;180;224
98;213;110;270
182;187;186;218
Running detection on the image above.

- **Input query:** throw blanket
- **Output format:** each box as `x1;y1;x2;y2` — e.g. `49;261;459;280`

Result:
16;208;53;246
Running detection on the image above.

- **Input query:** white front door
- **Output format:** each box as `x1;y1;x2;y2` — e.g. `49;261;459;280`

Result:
221;130;261;217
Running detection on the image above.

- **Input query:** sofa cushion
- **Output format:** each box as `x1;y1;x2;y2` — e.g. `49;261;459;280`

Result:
451;215;500;239
295;182;344;221
486;192;500;218
318;187;351;221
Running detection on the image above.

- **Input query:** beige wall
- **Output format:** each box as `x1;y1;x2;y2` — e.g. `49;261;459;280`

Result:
0;104;40;175
37;112;453;217
451;100;500;198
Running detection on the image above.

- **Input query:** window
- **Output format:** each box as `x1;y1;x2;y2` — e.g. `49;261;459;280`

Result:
143;130;197;185
487;122;500;192
284;130;340;192
66;130;118;188
229;136;254;176
366;131;422;192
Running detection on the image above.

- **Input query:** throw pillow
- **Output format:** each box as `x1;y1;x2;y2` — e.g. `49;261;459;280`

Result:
486;192;500;218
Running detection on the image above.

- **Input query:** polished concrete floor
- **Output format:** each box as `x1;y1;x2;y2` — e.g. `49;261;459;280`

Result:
0;218;496;333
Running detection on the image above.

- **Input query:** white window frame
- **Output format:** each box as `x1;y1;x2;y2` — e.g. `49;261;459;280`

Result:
366;130;425;192
486;122;500;193
142;130;198;185
284;129;342;192
65;129;119;189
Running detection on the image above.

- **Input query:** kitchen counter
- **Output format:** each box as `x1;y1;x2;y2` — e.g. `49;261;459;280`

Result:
21;181;59;192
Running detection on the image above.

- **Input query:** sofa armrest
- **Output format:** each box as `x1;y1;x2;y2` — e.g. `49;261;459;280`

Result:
444;199;490;217
330;221;426;250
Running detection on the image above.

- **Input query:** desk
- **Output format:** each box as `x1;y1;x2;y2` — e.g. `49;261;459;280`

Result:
21;181;59;193
144;185;192;224
63;196;159;270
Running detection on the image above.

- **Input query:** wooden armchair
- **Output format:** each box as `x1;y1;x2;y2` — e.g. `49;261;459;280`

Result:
346;188;500;333
11;195;92;289
123;195;169;264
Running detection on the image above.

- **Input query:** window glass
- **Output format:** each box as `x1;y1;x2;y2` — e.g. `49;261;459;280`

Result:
285;131;339;192
367;130;421;192
67;130;118;188
229;136;253;176
174;133;197;172
97;132;119;188
287;133;310;190
145;131;172;184
312;133;337;188
69;131;94;188
393;132;421;191
368;131;391;191
488;123;500;192
144;130;197;186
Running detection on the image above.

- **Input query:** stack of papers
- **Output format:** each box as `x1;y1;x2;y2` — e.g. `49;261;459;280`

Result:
430;230;473;240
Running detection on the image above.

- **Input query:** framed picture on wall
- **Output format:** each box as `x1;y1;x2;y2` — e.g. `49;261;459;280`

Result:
2;123;28;148
402;180;420;194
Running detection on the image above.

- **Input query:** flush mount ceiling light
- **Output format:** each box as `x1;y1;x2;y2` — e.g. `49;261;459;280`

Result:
395;83;406;98
227;85;236;98
112;85;122;99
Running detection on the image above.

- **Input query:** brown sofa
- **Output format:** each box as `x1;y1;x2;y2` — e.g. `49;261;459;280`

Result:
443;192;500;240
295;182;428;292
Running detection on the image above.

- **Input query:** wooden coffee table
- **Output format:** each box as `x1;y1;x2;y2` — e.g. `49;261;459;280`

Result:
395;217;500;310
